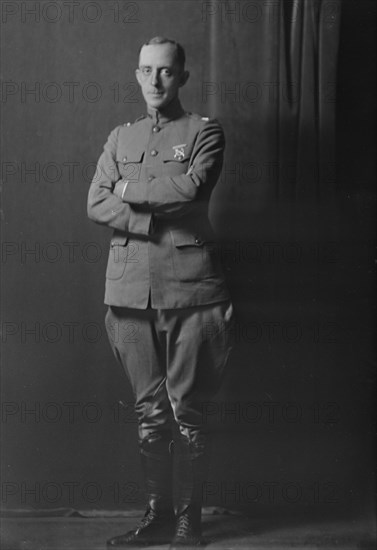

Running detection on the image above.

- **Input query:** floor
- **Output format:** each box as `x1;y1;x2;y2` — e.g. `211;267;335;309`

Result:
1;510;376;550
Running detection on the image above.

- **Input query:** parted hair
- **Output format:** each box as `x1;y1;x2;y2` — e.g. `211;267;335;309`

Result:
139;36;186;70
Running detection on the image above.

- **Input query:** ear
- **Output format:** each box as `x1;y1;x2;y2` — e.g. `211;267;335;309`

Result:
179;70;190;88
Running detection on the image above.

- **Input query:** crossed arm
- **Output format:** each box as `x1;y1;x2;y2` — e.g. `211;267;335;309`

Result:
87;120;224;236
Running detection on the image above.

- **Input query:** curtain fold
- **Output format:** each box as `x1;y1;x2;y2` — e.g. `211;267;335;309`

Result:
209;0;341;216
278;0;341;201
207;0;342;300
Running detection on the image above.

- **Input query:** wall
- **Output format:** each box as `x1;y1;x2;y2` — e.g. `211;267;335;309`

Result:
1;0;375;518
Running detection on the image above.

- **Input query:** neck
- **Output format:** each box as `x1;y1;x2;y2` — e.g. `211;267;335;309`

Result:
147;97;184;124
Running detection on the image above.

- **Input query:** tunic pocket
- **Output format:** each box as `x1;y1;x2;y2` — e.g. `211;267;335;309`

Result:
161;147;192;177
161;147;192;163
170;230;218;282
116;150;144;182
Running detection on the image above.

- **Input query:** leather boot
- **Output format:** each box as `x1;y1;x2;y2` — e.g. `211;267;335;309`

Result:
170;432;209;549
107;432;175;548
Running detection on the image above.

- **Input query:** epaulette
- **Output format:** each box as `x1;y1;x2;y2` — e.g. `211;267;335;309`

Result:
186;112;211;122
123;114;147;127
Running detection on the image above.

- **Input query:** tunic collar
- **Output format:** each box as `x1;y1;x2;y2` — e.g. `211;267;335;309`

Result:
146;97;185;125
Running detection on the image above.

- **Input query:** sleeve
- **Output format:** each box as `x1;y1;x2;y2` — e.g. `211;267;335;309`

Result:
115;120;225;217
87;126;151;235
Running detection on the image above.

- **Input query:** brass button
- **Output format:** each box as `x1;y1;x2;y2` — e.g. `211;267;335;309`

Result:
148;175;154;182
194;237;203;245
152;126;160;133
122;156;127;163
150;149;158;156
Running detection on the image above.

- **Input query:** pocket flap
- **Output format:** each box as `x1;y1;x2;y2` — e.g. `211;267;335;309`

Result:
171;230;212;248
162;147;191;163
116;150;144;163
110;235;128;247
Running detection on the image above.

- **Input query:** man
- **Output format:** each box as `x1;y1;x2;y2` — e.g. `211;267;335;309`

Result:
87;37;234;548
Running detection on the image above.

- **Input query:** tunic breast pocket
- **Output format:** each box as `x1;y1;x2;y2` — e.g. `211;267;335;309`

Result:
106;235;139;280
116;150;144;182
161;147;192;177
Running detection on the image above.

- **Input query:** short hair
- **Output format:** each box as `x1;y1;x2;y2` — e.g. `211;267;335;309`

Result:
139;36;186;70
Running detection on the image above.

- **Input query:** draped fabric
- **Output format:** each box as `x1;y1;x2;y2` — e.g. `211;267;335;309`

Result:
207;0;342;235
278;0;341;201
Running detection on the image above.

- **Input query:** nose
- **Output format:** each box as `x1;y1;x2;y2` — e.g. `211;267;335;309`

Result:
150;70;160;87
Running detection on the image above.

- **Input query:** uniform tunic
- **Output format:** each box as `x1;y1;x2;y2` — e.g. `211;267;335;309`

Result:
87;98;230;309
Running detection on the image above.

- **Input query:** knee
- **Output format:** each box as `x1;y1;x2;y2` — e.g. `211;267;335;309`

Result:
139;429;173;455
177;426;209;455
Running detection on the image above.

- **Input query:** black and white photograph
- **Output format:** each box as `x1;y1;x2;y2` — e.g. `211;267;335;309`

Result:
1;1;376;549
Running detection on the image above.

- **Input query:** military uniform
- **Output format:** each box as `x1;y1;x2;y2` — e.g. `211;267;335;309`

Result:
88;97;234;548
88;97;233;439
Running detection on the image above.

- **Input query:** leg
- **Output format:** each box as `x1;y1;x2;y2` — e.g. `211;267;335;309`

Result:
172;430;210;548
105;306;175;547
162;301;234;548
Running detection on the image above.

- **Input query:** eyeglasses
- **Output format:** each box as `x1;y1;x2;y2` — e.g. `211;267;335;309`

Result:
138;66;175;78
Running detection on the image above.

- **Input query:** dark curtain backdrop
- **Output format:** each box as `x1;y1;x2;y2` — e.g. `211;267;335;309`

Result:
1;0;375;518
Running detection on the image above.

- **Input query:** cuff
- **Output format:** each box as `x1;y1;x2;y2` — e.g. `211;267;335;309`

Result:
128;209;152;236
122;180;149;204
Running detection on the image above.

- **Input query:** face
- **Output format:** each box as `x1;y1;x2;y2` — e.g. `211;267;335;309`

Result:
136;43;189;110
